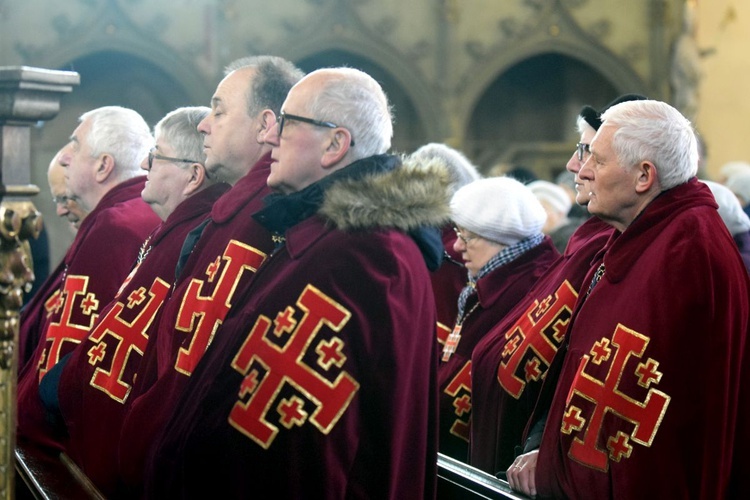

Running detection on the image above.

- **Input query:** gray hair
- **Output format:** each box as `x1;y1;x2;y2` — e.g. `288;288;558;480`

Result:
80;106;153;180
600;100;698;190
305;67;393;160
410;143;481;195
154;106;210;165
225;55;304;117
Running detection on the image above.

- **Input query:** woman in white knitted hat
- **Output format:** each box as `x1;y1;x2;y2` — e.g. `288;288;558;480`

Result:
437;176;560;462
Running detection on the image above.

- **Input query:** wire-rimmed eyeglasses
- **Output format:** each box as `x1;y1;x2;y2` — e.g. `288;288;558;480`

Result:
148;149;200;170
453;227;478;245
278;112;355;146
576;142;591;162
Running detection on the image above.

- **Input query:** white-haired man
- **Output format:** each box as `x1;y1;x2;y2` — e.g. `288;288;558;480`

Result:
509;100;749;498
46;107;230;496
17;106;161;454
145;67;449;498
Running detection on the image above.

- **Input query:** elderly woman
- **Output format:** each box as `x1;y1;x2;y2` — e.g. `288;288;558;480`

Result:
438;176;559;461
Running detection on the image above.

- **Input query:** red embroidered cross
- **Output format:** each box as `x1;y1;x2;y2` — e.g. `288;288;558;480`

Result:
40;275;96;380
206;256;221;282
635;359;662;388
87;278;170;403
607;431;633;462
316;337;346;370
239;370;261;397
590;338;612;365
561;405;586;434
453;394;472;416
444;361;472;442
45;291;64;315
564;324;670;471
228;285;358;449
273;306;297;336
524;357;543;381
278;396;308;429
497;281;578;399
87;342;106;365
175;241;267;375
127;287;147;308
80;293;99;316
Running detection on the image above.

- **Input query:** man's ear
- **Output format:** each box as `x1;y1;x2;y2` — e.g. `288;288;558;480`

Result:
256;110;277;143
94;154;116;183
321;129;353;169
183;163;207;195
635;160;658;194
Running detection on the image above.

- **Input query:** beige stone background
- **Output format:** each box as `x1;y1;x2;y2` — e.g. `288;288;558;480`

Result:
696;0;750;176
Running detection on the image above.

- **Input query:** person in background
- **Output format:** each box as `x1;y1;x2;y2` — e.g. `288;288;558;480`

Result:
510;100;749;499
145;67;448;498
17;105;160;461
48;150;89;231
439;176;558;461
408;142;482;350
703;179;750;272
528;179;579;252
725;170;750;218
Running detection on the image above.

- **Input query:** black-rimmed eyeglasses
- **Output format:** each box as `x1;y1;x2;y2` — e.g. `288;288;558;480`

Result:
278;112;355;146
148;149;200;170
576;142;591;162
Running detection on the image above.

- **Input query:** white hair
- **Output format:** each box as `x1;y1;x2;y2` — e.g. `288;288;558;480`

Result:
600;100;698;190
154;106;210;164
80;106;153;180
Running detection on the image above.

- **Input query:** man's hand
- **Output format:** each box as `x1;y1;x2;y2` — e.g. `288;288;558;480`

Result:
506;450;538;497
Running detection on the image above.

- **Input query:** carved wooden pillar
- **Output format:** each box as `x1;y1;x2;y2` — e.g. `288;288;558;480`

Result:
0;66;78;499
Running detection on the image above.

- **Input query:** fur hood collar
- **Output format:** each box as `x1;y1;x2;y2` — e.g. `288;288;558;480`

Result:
254;154;451;234
319;155;451;231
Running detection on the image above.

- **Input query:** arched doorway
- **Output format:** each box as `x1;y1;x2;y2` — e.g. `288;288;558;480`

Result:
296;50;427;155
465;53;620;179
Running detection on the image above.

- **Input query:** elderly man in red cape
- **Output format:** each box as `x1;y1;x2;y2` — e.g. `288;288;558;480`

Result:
144;67;448;499
507;100;750;499
469;95;647;475
16;106;161;453
40;106;229;497
116;56;304;493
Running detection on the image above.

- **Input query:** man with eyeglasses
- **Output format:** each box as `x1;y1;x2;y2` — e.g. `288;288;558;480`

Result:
17;106;161;462
115;56;304;494
509;100;749;498
145;67;447;498
38;106;230;497
468;94;646;478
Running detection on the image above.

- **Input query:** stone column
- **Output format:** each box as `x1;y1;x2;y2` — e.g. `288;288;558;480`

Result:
0;66;78;499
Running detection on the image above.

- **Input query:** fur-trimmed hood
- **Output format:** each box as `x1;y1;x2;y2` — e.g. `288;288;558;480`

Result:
319;155;452;231
254;154;452;235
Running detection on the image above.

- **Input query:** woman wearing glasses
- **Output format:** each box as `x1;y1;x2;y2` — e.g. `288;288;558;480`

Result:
437;176;559;461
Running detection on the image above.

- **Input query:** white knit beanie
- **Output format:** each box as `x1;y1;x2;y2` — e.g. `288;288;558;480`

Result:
527;180;572;216
450;177;547;246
